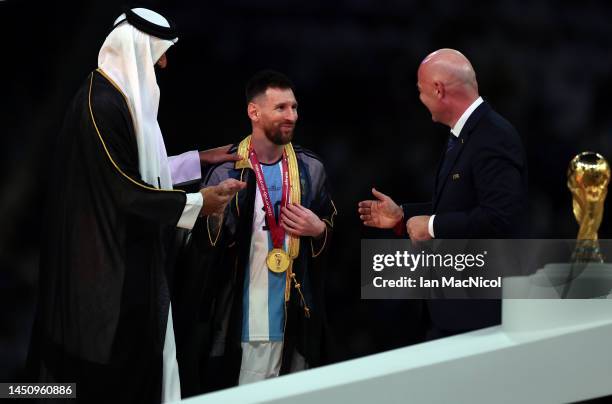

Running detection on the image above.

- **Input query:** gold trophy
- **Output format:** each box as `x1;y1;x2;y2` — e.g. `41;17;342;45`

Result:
567;152;611;262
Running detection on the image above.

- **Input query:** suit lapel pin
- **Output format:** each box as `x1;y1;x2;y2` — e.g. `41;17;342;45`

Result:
452;173;460;180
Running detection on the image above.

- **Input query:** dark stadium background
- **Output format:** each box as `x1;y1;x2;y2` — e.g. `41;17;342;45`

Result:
3;0;612;382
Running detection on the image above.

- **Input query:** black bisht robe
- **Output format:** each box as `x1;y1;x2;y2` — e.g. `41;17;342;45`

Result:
28;70;187;403
173;144;337;396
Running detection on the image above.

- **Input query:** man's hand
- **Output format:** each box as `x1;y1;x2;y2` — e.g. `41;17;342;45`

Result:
358;188;403;229
406;215;432;241
280;204;326;238
200;178;246;215
199;145;242;166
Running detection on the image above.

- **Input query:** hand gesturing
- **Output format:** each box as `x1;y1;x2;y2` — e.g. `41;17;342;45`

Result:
200;179;246;215
358;188;403;229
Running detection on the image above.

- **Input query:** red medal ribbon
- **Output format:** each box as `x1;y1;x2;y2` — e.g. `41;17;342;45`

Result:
249;148;290;249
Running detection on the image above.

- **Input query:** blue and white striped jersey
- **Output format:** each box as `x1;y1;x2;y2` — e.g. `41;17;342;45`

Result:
242;160;288;342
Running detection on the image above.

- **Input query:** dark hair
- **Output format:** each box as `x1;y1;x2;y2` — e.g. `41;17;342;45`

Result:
245;70;294;103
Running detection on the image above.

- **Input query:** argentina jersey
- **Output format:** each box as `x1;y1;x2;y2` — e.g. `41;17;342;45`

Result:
242;160;288;342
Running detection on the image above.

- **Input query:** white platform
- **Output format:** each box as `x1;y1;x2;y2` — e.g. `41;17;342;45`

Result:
183;267;612;404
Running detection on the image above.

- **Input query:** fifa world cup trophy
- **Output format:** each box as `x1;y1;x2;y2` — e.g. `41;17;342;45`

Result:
567;152;611;262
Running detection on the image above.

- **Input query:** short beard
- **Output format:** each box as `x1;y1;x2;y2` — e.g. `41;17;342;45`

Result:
264;127;293;145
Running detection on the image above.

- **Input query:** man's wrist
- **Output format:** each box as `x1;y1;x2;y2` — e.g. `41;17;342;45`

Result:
313;219;326;239
396;210;404;224
198;150;206;165
393;212;406;235
394;205;404;225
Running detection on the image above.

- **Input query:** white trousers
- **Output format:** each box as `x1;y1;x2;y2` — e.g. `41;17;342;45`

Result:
238;341;283;385
161;304;181;403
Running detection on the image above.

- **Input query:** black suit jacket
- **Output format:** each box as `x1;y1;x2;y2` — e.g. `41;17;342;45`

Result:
402;101;528;333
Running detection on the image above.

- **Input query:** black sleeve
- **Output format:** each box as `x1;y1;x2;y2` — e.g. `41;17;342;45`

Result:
308;163;337;258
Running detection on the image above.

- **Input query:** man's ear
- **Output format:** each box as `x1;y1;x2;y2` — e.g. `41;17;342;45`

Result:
247;102;259;122
433;81;445;99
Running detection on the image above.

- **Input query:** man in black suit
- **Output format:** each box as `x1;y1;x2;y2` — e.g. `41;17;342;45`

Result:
358;48;528;339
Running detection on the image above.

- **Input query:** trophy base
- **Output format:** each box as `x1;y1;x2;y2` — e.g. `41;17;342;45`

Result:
571;239;604;263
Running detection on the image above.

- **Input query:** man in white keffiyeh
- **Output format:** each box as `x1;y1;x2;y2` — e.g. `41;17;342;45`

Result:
99;8;177;190
28;8;244;403
98;8;247;402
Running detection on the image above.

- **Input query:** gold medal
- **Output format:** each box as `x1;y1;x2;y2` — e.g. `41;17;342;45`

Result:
266;248;291;273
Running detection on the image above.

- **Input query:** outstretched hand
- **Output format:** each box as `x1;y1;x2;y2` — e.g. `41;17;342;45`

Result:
199;145;242;166
200;178;246;215
358;188;403;229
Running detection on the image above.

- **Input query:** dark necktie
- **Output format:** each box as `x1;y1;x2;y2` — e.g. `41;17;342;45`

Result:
437;133;461;191
446;133;459;153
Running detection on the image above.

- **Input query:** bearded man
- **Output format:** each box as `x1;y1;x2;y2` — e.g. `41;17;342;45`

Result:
173;70;337;395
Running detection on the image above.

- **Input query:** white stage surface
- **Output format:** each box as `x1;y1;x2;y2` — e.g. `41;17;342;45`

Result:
183;294;612;403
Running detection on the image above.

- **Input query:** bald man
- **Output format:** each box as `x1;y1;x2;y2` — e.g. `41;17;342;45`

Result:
359;49;528;338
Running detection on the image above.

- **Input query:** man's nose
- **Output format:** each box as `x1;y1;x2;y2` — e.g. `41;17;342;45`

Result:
284;109;297;122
